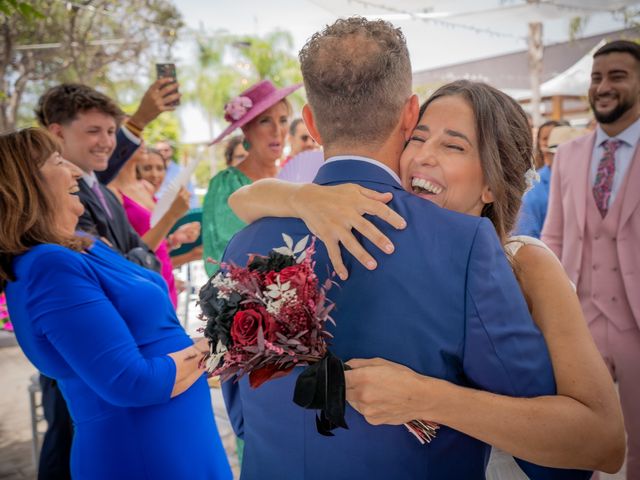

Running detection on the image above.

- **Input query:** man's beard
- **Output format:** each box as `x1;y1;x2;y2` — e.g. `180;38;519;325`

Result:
590;94;634;124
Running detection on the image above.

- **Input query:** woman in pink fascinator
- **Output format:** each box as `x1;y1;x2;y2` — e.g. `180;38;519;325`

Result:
202;79;301;276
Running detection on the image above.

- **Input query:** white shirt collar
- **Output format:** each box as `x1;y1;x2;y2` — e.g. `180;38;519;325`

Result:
81;171;98;188
324;155;402;186
595;115;640;148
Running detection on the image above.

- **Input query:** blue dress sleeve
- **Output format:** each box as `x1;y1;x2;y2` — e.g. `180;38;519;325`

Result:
27;248;176;407
464;220;591;479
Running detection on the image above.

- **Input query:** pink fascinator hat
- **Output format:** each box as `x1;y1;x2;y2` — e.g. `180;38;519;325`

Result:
210;80;302;145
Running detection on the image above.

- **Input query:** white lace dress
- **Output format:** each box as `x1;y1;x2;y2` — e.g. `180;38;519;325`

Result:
485;235;558;480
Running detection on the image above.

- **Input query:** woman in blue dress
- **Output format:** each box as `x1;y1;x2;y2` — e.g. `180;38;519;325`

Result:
0;128;232;480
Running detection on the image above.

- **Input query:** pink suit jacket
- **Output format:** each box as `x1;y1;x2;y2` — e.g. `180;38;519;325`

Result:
542;131;640;327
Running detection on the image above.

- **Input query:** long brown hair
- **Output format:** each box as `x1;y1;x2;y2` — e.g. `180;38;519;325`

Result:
0;128;90;292
420;81;534;244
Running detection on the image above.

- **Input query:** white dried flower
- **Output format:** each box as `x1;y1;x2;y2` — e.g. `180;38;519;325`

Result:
524;168;540;194
205;340;227;372
212;274;238;301
266;288;297;315
273;233;309;262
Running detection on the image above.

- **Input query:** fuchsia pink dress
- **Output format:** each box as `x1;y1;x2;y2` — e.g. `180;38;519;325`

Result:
121;193;178;307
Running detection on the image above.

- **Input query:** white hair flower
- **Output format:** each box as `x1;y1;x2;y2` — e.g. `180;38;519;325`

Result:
524;168;540;193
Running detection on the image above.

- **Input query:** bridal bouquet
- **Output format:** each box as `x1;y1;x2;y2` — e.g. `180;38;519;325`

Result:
199;234;350;432
198;233;438;441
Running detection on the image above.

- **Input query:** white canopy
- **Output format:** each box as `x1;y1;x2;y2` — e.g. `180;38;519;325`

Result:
512;39;605;100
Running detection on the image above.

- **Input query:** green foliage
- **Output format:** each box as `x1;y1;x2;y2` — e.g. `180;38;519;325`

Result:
568;16;589;41
121;99;182;163
1;0;184;130
235;30;305;111
193;150;213;188
144;112;183;166
183;29;305;140
623;6;640;27
142;113;181;147
0;0;45;20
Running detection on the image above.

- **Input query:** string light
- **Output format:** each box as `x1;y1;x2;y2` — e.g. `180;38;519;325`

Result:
545;1;630;14
324;0;633;42
343;0;527;41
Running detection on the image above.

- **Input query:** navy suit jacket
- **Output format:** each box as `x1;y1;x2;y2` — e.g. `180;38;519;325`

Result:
221;159;590;480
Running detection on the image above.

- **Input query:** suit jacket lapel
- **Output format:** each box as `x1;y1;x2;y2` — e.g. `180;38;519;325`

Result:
79;179;122;248
571;133;596;235
620;142;640;228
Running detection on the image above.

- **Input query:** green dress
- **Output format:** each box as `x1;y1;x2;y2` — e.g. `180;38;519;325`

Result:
202;167;251;276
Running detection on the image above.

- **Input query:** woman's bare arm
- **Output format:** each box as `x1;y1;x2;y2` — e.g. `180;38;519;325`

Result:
167;338;208;397
229;179;406;279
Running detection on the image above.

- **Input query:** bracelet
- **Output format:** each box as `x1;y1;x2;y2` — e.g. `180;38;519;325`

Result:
126;118;144;132
124;120;143;137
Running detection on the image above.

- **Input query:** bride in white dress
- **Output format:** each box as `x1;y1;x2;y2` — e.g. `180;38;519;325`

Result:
226;80;625;476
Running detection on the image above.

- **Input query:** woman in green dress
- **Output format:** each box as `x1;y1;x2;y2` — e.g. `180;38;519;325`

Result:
202;80;301;275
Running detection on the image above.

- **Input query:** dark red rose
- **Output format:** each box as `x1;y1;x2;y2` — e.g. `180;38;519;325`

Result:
264;270;279;286
231;308;266;347
264;314;283;343
277;265;302;286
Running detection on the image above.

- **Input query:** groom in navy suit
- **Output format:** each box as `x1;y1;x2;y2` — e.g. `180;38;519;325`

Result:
221;18;589;480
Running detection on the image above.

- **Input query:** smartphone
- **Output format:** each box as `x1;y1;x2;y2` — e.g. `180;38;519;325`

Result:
155;63;180;106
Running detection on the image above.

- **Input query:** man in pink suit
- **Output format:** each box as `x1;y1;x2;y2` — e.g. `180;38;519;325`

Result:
542;40;640;478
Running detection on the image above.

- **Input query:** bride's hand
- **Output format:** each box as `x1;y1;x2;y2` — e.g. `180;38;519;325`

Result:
290;183;407;280
345;357;438;426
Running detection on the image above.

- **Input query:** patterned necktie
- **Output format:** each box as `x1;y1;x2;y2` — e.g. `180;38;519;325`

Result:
592;139;622;217
90;181;113;219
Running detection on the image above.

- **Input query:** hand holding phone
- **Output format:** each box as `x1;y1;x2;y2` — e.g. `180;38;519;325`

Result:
156;63;180;107
128;70;181;128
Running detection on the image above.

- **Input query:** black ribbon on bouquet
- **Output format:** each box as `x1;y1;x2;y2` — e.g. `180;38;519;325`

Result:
293;350;349;436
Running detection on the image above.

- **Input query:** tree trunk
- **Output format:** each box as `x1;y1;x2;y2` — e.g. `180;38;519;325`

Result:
528;22;543;128
0;21;13;131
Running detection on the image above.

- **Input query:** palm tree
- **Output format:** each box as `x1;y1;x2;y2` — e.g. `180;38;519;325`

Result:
234;30;305;110
183;32;241;139
184;29;305;140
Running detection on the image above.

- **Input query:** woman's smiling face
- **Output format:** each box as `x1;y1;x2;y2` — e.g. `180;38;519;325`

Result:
399;95;493;217
39;151;85;236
